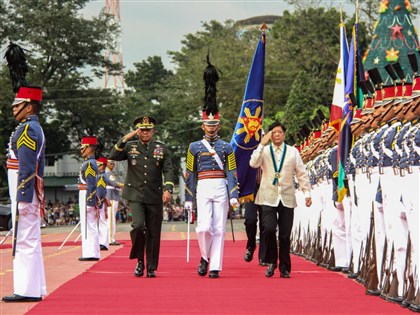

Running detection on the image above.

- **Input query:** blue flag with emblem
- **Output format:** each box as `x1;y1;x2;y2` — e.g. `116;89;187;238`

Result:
230;27;266;203
338;20;363;203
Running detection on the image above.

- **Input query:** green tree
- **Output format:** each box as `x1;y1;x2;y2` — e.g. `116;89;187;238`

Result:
270;8;346;111
282;70;316;139
0;0;121;198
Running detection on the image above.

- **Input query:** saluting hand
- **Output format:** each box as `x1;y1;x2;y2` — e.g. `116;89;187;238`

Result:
122;129;140;142
261;131;272;146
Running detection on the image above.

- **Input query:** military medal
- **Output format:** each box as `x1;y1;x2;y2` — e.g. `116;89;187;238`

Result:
270;143;287;185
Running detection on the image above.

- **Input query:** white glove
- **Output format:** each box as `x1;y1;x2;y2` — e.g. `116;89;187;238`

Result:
230;198;239;209
184;201;193;211
334;202;344;211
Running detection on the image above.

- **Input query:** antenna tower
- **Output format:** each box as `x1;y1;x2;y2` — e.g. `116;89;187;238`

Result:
104;0;125;94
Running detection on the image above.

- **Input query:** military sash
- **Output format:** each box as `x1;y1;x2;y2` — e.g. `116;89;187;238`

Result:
201;139;223;170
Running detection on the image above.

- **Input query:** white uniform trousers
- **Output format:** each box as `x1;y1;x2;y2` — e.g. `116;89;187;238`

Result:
195;178;228;272
79;191;100;259
357;170;382;282
330;200;348;268
349;175;363;272
342;193;353;268
381;167;408;296
308;184;322;237
107;200;119;243
98;203;109;248
13;194;47;297
400;167;419;292
319;180;332;250
8;169;18;228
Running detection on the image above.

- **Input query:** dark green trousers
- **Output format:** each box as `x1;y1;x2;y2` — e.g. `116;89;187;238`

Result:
129;201;163;271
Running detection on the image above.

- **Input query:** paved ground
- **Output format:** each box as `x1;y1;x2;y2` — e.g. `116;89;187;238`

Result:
0;219;248;315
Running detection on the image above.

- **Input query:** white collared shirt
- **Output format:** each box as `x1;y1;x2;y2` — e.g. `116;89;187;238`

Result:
250;142;311;208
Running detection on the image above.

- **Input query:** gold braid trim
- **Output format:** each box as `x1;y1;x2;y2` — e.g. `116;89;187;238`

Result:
227;152;237;171
186;149;194;172
114;144;123;152
87;189;97;202
185;185;194;197
17;173;36;191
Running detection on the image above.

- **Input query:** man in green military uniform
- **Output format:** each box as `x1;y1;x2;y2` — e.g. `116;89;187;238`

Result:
109;116;175;278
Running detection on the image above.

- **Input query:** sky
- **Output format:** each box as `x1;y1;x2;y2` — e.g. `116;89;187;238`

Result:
84;1;354;73
84;0;418;88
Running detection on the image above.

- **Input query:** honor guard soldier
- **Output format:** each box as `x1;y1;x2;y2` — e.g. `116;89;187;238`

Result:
105;159;124;245
78;136;100;261
96;157;109;251
184;57;239;279
109;116;175;278
2;84;47;303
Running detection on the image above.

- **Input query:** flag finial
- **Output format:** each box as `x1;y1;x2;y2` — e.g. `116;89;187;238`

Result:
260;24;267;33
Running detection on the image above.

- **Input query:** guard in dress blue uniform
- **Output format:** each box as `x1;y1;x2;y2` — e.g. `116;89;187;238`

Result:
2;85;47;302
184;57;239;279
78;136;100;261
105;159;124;245
96;157;109;251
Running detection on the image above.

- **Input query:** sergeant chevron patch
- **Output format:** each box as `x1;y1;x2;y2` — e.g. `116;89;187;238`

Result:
17;124;36;151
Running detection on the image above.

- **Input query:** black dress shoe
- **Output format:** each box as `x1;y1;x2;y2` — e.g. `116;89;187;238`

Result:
2;294;42;303
147;270;156;278
328;266;343;272
134;261;144;277
109;242;121;246
365;289;381;296
347;272;359;279
386;295;404;304
100;245;108;251
209;270;219;278
401;299;413;308
280;270;291;278
409;302;420;313
198;258;209;276
265;264;276;277
244;247;254;262
78;257;100;261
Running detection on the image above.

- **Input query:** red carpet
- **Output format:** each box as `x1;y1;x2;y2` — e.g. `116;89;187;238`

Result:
27;240;409;315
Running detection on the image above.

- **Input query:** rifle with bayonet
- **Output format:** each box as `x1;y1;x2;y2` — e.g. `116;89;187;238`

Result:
365;205;379;294
381;243;395;298
402;233;415;305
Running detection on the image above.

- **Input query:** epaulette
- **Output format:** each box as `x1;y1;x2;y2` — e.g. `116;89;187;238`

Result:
389;118;399;125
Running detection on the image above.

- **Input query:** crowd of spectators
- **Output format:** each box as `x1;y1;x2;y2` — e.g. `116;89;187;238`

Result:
43;198;130;226
42;198;243;227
